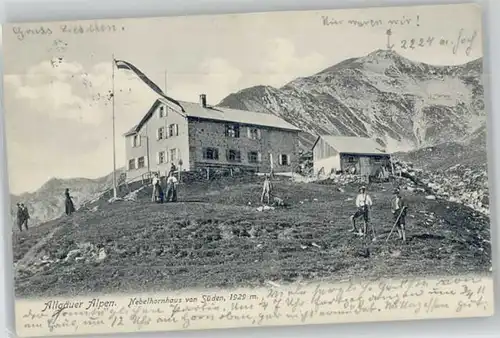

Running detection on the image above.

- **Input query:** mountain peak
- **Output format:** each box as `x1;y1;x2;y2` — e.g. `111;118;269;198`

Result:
366;49;401;59
360;48;415;66
316;49;407;75
39;177;65;191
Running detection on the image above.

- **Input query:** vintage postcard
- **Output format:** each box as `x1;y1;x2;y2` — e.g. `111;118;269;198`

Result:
3;2;493;337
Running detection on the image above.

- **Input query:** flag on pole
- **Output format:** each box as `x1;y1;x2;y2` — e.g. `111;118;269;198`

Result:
114;59;184;112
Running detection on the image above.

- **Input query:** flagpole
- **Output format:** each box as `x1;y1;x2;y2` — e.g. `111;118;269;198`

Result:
164;70;167;95
111;54;117;199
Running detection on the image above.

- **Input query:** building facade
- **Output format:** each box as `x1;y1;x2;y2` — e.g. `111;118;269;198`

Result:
124;95;301;181
312;135;391;176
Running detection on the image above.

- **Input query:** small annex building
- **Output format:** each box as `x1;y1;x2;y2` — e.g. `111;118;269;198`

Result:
312;135;392;176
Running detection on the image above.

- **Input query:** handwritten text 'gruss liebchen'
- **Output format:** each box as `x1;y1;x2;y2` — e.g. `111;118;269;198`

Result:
12;22;125;41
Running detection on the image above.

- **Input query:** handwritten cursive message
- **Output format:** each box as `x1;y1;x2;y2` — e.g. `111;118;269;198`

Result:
321;14;421;28
11;22;126;41
320;13;479;57
15;275;493;337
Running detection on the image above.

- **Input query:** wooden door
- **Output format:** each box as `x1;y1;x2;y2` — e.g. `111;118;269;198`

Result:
359;157;371;176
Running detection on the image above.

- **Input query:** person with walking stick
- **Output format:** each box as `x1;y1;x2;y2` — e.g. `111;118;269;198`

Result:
389;188;408;242
350;186;374;238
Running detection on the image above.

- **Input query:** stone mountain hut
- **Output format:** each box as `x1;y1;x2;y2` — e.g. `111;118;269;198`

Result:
123;94;302;182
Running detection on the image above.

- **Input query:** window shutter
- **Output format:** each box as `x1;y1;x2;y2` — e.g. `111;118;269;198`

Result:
247;128;251;138
135;158;138;168
130;136;135;147
258;152;262;163
287;154;291;166
144;156;149;167
156;129;160;140
278;154;283;165
257;129;261;139
137;136;141;147
156;152;160;165
175;124;179;136
214;148;219;160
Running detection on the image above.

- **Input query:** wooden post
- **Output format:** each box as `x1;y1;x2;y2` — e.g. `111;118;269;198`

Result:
206;167;210;180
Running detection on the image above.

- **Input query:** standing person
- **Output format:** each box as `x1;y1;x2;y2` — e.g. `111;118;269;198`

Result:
151;173;159;202
165;172;178;202
21;204;30;231
350;186;373;236
16;203;24;232
65;188;76;216
154;180;164;203
391;189;408;242
260;174;273;205
169;163;177;177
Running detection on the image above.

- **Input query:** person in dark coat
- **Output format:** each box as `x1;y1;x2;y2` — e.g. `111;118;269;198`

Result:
16;203;24;232
65;188;76;216
21;203;30;231
154;181;164;203
169;163;177;177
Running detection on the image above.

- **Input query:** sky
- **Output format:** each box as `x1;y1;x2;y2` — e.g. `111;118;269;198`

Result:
2;3;483;194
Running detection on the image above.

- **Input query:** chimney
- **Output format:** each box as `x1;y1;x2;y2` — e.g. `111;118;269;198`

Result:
199;94;207;108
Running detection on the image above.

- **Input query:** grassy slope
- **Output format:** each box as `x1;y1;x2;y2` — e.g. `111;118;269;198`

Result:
13;176;491;298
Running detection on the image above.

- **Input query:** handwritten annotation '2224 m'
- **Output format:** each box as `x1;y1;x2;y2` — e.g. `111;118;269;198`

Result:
397;29;477;56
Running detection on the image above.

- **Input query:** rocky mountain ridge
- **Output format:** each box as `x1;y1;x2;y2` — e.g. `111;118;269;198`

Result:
219;49;485;151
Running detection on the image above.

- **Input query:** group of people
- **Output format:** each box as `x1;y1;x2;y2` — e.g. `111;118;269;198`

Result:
151;170;179;204
350;186;408;242
260;174;409;242
15;188;76;233
16;203;30;232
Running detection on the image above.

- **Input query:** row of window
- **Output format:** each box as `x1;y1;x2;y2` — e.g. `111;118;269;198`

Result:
131;124;179;148
128;156;146;170
202;147;291;165
346;156;383;163
225;124;261;140
128;148;180;170
131;123;263;148
128;148;292;170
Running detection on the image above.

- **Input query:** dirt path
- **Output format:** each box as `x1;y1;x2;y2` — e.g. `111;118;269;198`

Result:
14;223;66;279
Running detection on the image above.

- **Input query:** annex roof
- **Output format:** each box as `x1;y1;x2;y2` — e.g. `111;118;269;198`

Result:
314;135;388;155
